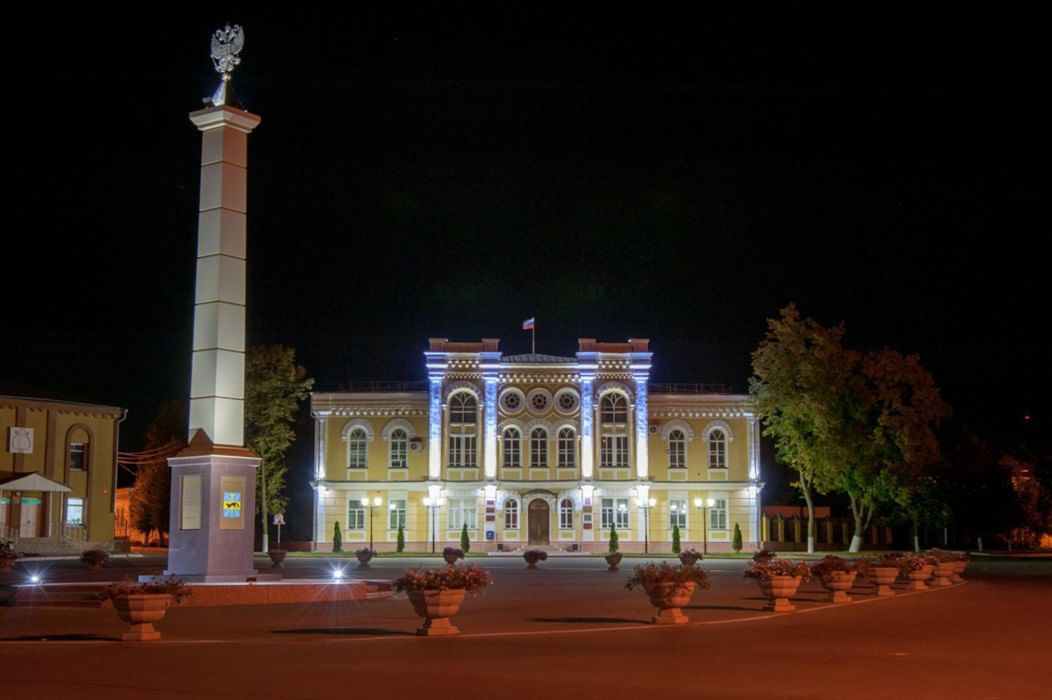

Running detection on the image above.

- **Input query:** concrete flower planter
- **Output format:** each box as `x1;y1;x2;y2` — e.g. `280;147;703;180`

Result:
645;581;697;624
822;570;857;603
523;550;548;569
907;564;935;591
951;559;968;583
604;553;623;571
268;550;287;568
112;593;172;641
407;588;467;636
758;575;802;612
867;566;900;597
931;562;955;587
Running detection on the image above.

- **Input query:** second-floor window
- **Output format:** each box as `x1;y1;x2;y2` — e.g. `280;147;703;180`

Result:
448;393;478;467
530;428;548;467
668;430;686;469
348;428;368;469
600;393;629;467
709;430;727;470
389;430;408;468
502;427;521;467
557;428;576;468
69;442;88;471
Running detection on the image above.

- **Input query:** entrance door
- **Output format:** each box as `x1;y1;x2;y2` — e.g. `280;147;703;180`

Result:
20;498;40;537
528;499;549;545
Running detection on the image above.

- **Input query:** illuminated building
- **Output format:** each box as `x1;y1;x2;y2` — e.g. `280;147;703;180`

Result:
310;338;761;552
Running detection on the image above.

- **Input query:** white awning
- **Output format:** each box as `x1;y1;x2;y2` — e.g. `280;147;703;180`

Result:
0;471;72;493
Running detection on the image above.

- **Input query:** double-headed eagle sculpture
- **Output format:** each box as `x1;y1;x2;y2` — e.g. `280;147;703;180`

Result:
207;24;244;107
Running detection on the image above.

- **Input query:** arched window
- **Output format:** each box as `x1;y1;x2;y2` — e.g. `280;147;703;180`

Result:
600;393;629;467
448;393;478;467
347;428;368;469
557;428;576;468
559;498;574;529
505;498;519;529
502;427;521;467
389;429;408;468
668;429;686;469
709;429;727;470
530;428;548;467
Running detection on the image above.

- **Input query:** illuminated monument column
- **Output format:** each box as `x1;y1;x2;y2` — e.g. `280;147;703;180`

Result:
164;25;266;582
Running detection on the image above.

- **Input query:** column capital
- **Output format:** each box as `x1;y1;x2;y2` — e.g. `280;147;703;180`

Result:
189;105;261;134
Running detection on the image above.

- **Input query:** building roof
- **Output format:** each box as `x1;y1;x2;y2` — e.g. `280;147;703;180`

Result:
501;353;577;364
0;471;72;493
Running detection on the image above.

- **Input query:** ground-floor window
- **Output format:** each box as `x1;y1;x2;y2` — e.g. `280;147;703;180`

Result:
388;499;406;529
66;497;84;526
669;499;687;528
347;502;365;530
559;498;574;529
601;498;629;529
710;498;728;530
505;499;519;529
449;499;477;530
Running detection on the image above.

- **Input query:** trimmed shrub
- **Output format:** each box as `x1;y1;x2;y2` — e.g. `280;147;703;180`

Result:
460;523;471;553
672;524;682;554
396;523;405;553
609;526;619;553
333;521;343;553
733;522;743;553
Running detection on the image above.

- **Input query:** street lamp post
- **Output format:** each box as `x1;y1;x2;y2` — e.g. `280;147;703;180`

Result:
694;497;715;554
642;497;656;554
362;496;382;551
423;497;437;553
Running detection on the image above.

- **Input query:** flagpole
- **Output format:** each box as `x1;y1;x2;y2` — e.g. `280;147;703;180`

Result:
532;325;535;354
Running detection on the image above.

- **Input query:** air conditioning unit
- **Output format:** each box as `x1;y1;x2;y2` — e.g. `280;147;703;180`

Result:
409;442;422;452
648;425;659;434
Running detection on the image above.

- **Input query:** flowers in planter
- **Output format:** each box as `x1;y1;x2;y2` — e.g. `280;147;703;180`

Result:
100;576;192;603
393;564;493;595
523;550;548;568
625;562;711;593
809;555;854;582
356;548;374;558
442;546;465;565
81;549;110;567
744;558;811;582
752;548;777;562
926;548;966;562
678;548;703;565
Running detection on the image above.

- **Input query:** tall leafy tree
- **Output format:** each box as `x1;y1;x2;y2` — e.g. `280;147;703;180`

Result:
750;305;845;553
129;400;186;545
245;345;314;550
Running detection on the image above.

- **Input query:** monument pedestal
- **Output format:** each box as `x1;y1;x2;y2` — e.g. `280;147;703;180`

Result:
160;433;278;582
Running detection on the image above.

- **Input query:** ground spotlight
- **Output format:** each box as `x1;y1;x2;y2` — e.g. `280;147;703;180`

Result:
29;573;41;584
331;567;345;581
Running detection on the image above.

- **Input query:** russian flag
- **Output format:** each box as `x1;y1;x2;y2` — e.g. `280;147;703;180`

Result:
522;317;535;330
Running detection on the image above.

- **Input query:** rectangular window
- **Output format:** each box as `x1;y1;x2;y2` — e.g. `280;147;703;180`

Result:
69;442;87;471
448;435;477;467
558;432;575;468
388;499;407;529
601;498;629;529
669;499;687;528
600;435;628;468
449;499;477;530
505;501;519;529
347;503;366;530
559;501;574;530
390;441;407;468
66;497;84;526
710;498;728;531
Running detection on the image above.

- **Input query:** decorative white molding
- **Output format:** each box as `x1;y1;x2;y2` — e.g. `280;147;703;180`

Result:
703;420;735;442
523;418;552;436
559;489;584;511
340;418;375;441
498;418;525;435
651;409;749;419
443;380;482;402
554;387;580;415
381;418;416;441
498;373;580;384
552;422;578;437
595;380;633;402
659;419;695;441
526;388;553;414
499;387;526;414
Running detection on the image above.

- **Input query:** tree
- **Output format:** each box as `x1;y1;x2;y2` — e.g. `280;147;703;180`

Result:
332;521;342;553
732;522;743;552
750;305;845;553
396;523;405;553
608;526;619;553
671;524;681;554
245;345;314;551
460;523;471;553
128;400;186;545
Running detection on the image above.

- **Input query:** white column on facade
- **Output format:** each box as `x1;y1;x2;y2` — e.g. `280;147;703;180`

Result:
428;377;442;479
187;106;260;447
483;377;498;479
315;417;326;479
580;374;595;479
633;374;649;479
748;415;759;479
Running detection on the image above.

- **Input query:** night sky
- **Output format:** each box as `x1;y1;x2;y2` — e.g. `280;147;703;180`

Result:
4;9;1047;457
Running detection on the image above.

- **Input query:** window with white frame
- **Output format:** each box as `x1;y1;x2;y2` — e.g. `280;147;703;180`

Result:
66;497;84;526
505;498;519;529
559;498;574;529
388;499;407;529
449;498;477;530
600;393;629;467
448;393;478;467
669;499;687;528
557;428;575;468
347;428;368;469
668;430;686;469
530;428;548;466
709;430;727;469
710;498;728;530
389;429;408;468
502;427;521;467
347;502;366;530
601;498;629;529
69;442;88;471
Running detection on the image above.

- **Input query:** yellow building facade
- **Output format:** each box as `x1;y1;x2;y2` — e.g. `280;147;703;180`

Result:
1;392;125;545
310;338;761;553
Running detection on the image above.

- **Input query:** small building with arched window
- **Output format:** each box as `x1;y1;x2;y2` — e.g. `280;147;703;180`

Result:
310;337;761;552
1;386;125;547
